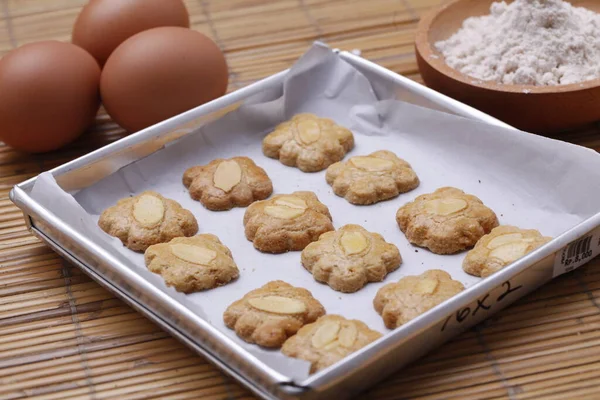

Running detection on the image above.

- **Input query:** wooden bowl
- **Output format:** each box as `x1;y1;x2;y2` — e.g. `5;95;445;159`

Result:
415;0;600;133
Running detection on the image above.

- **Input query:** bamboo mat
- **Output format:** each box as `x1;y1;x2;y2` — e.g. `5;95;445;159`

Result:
1;0;600;399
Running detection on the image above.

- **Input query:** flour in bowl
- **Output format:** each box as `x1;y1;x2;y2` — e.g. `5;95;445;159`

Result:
435;0;600;86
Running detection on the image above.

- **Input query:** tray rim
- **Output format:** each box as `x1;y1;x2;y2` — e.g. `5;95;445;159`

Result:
10;48;600;398
24;218;288;400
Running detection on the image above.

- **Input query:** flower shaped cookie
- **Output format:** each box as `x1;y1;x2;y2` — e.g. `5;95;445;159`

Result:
183;156;273;211
262;113;354;172
463;225;552;277
326;150;420;205
145;234;239;293
243;191;334;253
98;191;198;252
223;281;325;348
396;187;499;254
281;315;382;373
301;224;401;293
373;270;465;329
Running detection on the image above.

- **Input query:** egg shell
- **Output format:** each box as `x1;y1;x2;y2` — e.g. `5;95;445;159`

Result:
0;41;101;153
100;27;229;133
72;0;190;66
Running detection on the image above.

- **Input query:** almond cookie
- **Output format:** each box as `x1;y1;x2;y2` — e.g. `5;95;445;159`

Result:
98;191;198;252
326;150;419;205
281;315;382;373
183;157;273;211
302;224;402;293
223;281;325;348
396;187;499;254
262;113;354;172
374;270;465;329
243;191;334;253
463;225;552;278
145;234;238;293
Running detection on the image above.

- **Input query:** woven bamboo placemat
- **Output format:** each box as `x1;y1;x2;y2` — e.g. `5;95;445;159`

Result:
1;0;600;399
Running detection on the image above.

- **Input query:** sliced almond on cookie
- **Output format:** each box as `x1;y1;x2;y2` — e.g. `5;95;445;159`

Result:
213;160;242;192
489;242;530;263
487;233;523;249
338;323;358;347
133;194;165;226
274;196;307;210
322;340;341;350
248;296;307;314
170;243;217;265
423;198;468;216
351;156;394;172
264;206;305;219
340;231;368;255
415;278;439;295
297;119;321;144
311;320;341;349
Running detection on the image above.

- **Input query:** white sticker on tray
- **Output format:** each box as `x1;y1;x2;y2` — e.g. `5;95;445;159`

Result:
553;227;600;278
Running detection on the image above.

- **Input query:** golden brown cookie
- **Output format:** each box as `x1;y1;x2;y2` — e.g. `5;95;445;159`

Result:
183;157;273;211
243;191;334;253
463;225;552;278
145;234;239;293
223;281;325;348
301;224;402;293
98;191;198;252
396;187;499;254
262;113;354;172
281;314;382;373
326;150;420;205
373;270;465;329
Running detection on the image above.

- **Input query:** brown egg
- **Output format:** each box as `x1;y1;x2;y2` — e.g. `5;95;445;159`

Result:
72;0;190;66
0;41;101;153
100;27;228;133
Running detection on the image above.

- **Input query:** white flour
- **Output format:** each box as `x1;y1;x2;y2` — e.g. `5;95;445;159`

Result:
435;0;600;86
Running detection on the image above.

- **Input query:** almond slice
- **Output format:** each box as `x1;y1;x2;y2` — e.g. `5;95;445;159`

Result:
213;160;242;192
264;205;305;219
170;243;217;265
351;156;395;172
297;119;321;144
487;233;523;249
489;242;530;263
415;278;439;295
248;296;307;314
322;340;340;350
311;320;341;349
340;231;368;255
274;196;307;210
423;198;468;216
133;195;165;226
338;323;358;347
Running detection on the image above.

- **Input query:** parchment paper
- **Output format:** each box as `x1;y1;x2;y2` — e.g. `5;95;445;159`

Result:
30;43;600;380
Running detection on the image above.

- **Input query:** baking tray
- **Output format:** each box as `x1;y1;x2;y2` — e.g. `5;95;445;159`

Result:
9;43;600;399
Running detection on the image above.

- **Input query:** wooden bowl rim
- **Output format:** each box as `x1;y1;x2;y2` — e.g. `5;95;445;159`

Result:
415;0;600;95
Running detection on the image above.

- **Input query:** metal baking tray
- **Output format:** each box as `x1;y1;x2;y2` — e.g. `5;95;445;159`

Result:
10;46;600;399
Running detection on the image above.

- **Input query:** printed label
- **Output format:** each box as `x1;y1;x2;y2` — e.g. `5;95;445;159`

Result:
553;227;600;278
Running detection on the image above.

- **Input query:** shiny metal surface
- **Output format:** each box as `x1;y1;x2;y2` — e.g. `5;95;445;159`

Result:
10;51;600;400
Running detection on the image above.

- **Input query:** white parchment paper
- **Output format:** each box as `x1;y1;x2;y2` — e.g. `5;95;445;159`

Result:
30;43;600;379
